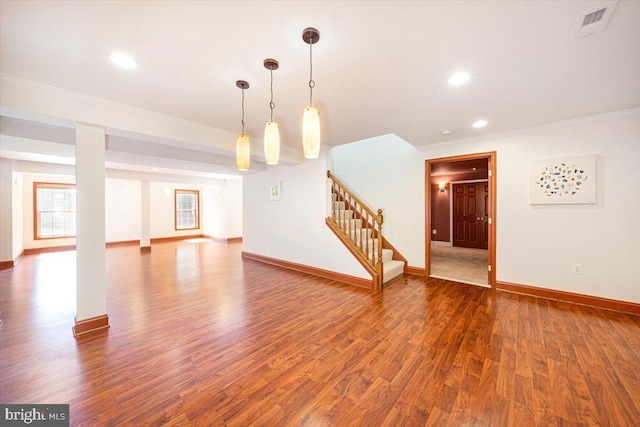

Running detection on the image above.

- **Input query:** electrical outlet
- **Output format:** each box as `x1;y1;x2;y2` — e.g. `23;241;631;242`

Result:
571;263;582;274
432;229;437;235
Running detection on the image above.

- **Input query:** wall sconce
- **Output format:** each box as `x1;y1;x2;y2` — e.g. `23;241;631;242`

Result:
439;183;448;192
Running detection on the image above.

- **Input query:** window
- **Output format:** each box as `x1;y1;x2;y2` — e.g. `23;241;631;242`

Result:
34;182;76;239
175;189;199;230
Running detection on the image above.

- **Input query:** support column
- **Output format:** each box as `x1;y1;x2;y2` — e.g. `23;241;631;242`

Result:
141;180;151;252
74;122;109;337
0;158;14;270
0;159;12;325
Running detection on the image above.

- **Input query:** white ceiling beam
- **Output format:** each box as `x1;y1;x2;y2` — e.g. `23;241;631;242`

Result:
0;74;305;165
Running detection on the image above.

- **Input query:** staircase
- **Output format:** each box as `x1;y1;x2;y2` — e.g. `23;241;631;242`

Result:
380;248;406;285
326;171;406;290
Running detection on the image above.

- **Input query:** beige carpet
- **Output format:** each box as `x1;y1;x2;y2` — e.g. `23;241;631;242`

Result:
430;244;488;285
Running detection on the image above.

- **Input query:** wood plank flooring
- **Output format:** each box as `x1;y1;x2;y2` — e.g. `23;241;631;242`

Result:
1;240;639;426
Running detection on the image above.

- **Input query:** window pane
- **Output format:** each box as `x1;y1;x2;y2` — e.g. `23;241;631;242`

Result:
65;213;76;235
35;184;76;238
40;212;53;237
175;191;198;230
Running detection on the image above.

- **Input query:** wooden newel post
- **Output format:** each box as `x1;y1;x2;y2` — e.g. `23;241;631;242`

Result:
375;209;384;290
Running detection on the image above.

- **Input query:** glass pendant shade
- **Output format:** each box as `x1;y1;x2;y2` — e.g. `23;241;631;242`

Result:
302;106;320;159
236;133;250;171
264;121;280;165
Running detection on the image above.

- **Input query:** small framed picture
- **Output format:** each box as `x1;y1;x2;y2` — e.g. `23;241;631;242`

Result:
270;181;281;200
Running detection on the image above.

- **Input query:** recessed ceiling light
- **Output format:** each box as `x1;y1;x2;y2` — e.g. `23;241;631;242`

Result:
448;71;470;86
110;52;137;69
472;119;488;128
152;167;159;171
441;130;453;136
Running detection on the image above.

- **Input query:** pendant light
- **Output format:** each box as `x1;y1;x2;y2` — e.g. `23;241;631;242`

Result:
302;27;320;159
263;59;280;165
235;80;250;171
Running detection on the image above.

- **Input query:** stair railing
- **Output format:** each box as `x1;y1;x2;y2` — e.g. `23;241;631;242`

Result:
326;170;384;290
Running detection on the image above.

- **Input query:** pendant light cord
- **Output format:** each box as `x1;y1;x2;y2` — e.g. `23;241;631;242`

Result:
269;69;275;122
309;37;315;106
241;88;245;134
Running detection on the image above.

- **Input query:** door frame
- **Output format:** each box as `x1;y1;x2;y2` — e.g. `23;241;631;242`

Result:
425;151;497;287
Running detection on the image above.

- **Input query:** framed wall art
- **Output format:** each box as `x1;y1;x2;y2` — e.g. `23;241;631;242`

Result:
270;181;281;201
529;154;597;205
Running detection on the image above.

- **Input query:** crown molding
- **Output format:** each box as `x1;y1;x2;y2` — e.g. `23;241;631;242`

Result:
418;107;640;152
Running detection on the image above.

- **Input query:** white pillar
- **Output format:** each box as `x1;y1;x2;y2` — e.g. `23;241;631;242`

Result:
0;159;15;326
74;122;109;336
0;158;14;267
141;180;151;251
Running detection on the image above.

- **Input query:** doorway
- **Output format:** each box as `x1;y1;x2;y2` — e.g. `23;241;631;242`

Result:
452;181;488;249
425;152;496;287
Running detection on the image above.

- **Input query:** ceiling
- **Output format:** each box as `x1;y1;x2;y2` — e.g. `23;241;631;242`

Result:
1;1;639;177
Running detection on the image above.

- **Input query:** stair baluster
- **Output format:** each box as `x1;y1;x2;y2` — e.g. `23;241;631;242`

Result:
326;170;386;289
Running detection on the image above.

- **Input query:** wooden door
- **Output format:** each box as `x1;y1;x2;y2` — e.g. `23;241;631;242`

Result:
453;182;488;249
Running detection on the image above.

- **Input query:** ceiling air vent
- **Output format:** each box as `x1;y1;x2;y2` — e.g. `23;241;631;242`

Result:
583;8;606;26
571;1;617;40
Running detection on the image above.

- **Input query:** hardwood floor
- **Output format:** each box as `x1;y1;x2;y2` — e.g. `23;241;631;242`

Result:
1;240;639;426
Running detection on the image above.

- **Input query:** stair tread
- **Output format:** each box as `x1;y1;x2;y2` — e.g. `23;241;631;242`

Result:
383;259;404;267
383;260;405;283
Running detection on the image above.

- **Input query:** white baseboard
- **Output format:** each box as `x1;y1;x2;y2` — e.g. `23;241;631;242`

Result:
431;241;453;247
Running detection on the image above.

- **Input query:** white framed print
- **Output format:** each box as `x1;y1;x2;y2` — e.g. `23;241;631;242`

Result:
529;154;597;204
270;181;281;201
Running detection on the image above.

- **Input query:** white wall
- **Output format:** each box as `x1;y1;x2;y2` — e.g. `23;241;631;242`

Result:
420;113;640;304
4;160;241;251
22;173;143;248
22;172;76;249
243;148;368;279
150;182;202;238
331;134;425;267
105;178;141;242
201;179;243;240
243;113;639;304
201;184;225;238
226;178;243;238
0;158;14;261
12;172;23;257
